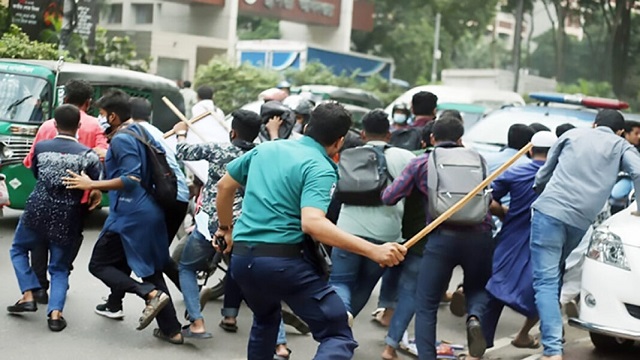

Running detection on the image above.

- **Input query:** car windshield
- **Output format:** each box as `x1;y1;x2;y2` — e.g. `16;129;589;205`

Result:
464;108;595;147
0;73;51;124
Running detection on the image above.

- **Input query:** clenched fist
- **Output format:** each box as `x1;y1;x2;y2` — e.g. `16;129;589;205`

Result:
371;242;407;267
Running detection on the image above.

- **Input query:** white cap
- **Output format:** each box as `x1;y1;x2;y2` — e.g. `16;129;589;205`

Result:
531;131;557;148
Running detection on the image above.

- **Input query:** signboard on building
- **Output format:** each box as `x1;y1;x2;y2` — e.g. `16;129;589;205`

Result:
9;0;64;41
69;0;98;48
239;0;341;27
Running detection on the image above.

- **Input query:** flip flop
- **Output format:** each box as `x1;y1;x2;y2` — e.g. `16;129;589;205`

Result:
153;328;184;345
219;320;238;333
181;325;213;339
511;336;540;349
273;348;292;360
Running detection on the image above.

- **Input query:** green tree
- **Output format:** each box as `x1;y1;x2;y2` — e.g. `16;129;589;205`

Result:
0;24;59;60
237;15;281;40
284;62;358;88
66;28;151;72
195;58;279;113
557;78;614;98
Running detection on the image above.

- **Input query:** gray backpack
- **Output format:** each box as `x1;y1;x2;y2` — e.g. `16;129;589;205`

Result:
336;145;391;206
427;146;491;225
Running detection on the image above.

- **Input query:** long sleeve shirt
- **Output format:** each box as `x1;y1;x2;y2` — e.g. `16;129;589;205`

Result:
533;126;640;230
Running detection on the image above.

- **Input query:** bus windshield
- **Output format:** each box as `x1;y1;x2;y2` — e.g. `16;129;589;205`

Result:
0;73;51;124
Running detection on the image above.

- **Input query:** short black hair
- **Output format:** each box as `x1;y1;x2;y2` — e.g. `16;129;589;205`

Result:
624;120;640;133
439;109;463;122
97;89;131;121
412;91;438;116
231;109;261;141
595;109;625;132
362;109;391;137
421;121;435;146
130;97;151;121
54;104;81;132
432;116;464;142
529;122;551;133
305;102;352;146
555;123;575;137
532;147;551;156
64;80;93;107
183;81;192;88
197;86;214;100
507;124;535;150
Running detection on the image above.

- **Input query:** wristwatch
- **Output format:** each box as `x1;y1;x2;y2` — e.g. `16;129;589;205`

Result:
218;225;232;231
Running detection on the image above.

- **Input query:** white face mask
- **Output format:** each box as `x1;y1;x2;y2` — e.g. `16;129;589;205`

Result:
393;113;408;124
97;114;109;130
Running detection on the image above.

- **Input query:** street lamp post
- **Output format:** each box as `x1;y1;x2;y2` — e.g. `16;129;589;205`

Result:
431;12;441;84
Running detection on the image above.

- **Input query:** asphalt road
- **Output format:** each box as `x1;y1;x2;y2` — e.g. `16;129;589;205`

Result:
0;208;638;360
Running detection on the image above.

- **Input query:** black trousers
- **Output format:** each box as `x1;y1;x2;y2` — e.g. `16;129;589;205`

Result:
31;204;89;289
89;231;181;336
107;201;189;306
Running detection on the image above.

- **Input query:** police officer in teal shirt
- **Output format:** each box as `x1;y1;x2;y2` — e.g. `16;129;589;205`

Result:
214;103;407;360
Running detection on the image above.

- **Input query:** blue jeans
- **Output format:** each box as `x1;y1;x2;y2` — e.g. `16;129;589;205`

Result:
385;253;421;348
415;230;493;360
329;245;387;316
178;230;215;322
10;219;73;315
530;210;587;356
231;251;357;360
378;265;401;309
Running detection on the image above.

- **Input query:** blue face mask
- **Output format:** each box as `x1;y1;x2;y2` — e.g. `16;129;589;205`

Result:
393;114;407;124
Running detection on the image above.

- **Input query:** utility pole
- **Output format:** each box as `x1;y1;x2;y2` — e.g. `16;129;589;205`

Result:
431;12;441;83
512;0;525;92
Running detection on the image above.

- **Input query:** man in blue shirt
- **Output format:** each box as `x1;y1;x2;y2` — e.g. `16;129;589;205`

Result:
483;131;558;351
531;109;640;360
214;103;407;360
8;105;102;332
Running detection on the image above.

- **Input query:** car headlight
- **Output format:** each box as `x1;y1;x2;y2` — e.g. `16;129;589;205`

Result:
587;229;630;270
0;142;13;160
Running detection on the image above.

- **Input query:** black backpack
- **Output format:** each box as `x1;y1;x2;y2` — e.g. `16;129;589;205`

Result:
120;126;178;212
390;128;422;151
335;145;391;206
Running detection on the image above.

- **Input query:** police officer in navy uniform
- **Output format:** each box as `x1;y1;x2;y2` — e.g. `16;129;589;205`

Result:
214;103;407;360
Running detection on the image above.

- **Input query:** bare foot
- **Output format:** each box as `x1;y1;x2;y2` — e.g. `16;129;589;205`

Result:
190;318;207;333
50;310;62;320
541;356;562;360
381;345;400;360
275;344;290;357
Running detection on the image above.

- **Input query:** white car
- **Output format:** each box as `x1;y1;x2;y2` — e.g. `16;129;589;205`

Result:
569;203;640;352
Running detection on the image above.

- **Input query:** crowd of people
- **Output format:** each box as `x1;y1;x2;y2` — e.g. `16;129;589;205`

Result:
6;78;640;360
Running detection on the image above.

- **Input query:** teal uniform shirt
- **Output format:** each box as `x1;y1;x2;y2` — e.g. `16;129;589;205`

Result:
227;136;338;244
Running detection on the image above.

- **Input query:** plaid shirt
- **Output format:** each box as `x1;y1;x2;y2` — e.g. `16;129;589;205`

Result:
382;144;492;232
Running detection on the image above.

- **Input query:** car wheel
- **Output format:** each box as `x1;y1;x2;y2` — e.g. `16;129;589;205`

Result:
589;332;634;352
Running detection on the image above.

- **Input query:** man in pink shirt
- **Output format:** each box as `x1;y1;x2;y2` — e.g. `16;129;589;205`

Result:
23;80;107;304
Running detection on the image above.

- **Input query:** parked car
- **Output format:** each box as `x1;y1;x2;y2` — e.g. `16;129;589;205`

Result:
463;92;629;156
568;202;640;352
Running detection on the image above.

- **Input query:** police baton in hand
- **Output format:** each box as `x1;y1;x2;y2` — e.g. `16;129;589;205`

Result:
404;142;534;249
163;110;212;139
162;97;209;142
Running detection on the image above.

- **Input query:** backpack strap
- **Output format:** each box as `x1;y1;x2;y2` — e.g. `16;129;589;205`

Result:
373;144;394;181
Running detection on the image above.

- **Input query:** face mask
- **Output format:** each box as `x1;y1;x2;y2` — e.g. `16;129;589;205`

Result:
98;114;114;135
393;114;407;124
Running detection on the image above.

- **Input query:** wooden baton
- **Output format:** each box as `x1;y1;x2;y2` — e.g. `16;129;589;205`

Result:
163;110;212;139
162;97;208;142
404;142;534;249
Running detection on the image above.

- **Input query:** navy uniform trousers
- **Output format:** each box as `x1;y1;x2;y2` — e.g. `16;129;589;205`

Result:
230;247;357;360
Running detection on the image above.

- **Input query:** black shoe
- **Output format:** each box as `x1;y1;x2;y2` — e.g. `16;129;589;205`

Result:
95;302;124;320
466;317;487;358
48;317;67;332
33;289;48;305
7;300;37;313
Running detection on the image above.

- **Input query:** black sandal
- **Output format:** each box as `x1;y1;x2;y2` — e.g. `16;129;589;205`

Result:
219;320;238;333
153;328;184;345
273;348;292;360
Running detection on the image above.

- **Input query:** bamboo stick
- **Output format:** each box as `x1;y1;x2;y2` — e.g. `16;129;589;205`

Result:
162;97;208;142
163;110;212;139
405;142;534;249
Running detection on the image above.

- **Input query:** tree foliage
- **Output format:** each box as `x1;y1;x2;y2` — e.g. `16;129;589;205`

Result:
0;24;59;60
237;15;281;40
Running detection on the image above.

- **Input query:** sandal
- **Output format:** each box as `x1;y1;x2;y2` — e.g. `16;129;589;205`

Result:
273;348;292;360
511;336;540;349
137;291;170;331
449;285;466;318
219;319;238;333
153;328;184;345
181;325;212;339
